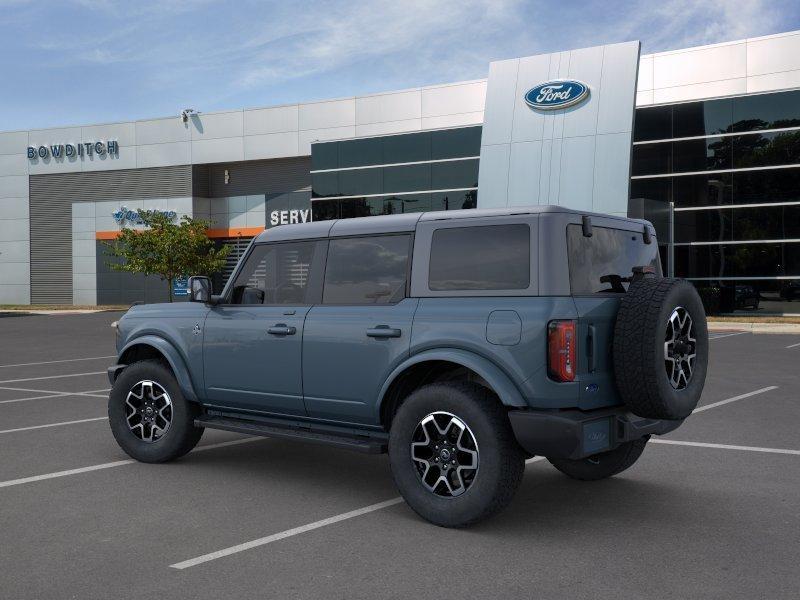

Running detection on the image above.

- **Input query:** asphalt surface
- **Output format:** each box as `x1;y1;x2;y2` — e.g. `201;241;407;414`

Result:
0;313;798;599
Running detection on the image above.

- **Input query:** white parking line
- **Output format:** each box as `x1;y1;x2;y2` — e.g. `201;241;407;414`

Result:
651;439;800;456
0;371;106;385
0;416;108;435
709;331;748;340
0;437;263;489
169;456;547;569
786;342;800;349
0;355;116;369
0;387;109;404
692;386;778;414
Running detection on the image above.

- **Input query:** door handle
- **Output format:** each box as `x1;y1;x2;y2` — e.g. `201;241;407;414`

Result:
268;324;296;336
587;325;596;373
366;325;402;338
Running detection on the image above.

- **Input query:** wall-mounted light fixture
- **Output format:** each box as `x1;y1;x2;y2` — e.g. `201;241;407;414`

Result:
180;108;196;123
224;169;230;184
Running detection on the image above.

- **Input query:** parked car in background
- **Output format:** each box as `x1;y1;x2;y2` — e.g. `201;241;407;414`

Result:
780;281;800;302
735;285;760;310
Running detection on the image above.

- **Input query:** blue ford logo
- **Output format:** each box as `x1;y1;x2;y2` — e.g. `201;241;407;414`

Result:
524;80;589;110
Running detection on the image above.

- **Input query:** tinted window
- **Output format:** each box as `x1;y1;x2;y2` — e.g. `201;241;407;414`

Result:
674;243;800;278
339;168;382;196
383;132;430;164
311;171;339;198
431;126;481;159
567;225;661;294
673;137;731;173
323;235;410;304
732;130;800;169
429;225;530;291
339;138;383;168
673;98;732;137
732;90;800;132
383;163;431;193
312;142;338;170
431;189;478;211
311;199;339;222
431;159;479;189
631;143;671;176
733;167;800;204
230;241;318;305
673;172;732;208
634;106;671;142
630;177;671;204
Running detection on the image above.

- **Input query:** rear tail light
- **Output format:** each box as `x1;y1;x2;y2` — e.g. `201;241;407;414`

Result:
548;320;576;382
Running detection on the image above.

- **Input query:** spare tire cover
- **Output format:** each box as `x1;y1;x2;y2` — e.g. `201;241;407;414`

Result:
613;278;708;420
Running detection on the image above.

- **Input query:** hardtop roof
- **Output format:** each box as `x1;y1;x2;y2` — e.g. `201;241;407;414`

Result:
253;205;649;243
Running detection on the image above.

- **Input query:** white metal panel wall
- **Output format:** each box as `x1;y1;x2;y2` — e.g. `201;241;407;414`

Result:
0;130;30;304
478;41;640;216
637;30;800;106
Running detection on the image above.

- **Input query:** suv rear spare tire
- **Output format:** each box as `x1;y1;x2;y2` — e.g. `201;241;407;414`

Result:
613;277;708;420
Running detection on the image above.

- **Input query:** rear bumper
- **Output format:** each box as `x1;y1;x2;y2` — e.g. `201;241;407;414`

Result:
508;406;683;460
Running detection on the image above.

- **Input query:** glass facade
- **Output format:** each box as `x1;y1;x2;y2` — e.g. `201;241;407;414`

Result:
631;89;800;314
310;126;480;219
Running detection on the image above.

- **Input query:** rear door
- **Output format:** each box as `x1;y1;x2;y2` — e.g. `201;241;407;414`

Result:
566;219;661;410
302;234;417;425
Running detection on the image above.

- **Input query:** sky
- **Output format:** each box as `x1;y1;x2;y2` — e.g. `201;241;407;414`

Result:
1;0;799;132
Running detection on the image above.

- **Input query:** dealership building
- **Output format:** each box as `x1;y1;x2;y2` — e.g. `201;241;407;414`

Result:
1;29;799;312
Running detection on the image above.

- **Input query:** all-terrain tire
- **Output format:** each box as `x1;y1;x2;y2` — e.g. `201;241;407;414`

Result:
548;436;649;481
388;382;525;528
613;277;708;420
109;359;204;463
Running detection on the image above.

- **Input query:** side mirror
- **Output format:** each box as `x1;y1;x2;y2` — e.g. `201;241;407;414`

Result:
188;276;212;303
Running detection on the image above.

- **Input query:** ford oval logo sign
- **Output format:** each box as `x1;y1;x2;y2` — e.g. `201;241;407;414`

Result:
524;80;589;111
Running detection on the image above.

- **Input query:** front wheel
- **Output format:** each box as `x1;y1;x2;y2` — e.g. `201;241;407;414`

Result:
108;360;204;463
548;436;649;481
388;382;525;528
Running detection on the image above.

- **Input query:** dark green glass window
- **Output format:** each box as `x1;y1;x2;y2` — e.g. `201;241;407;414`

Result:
631;143;671;176
311;172;339;198
383;163;431;193
431;159;479;189
383;132;431;164
312;142;338;170
673;98;732;138
733;167;800;204
339;168;382;196
431;126;481;159
673;173;732;208
732;90;800;132
674;243;800;278
673;137;731;173
732;130;800;169
634;106;672;142
339;138;383;168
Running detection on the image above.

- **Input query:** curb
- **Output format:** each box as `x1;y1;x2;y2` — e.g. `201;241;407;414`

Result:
708;321;800;334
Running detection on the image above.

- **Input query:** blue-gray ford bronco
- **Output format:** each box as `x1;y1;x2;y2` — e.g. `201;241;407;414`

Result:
108;206;708;527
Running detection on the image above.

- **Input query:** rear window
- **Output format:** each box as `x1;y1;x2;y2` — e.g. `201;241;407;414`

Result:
429;224;530;291
567;224;661;294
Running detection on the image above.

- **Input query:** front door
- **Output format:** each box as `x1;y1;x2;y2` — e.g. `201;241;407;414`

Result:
203;239;325;416
302;234;416;425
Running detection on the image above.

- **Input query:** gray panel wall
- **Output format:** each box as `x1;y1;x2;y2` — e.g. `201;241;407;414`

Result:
205;157;311;197
478;41;640;216
29;165;191;304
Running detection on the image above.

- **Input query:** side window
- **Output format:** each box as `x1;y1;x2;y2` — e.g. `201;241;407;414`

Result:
428;224;530;291
230;241;318;305
567;225;662;294
323;235;410;304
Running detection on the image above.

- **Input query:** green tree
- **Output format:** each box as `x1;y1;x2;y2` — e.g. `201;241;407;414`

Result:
104;210;230;302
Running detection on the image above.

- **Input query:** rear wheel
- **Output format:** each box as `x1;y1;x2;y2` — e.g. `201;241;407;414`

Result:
388;382;525;528
548;437;649;481
108;360;204;463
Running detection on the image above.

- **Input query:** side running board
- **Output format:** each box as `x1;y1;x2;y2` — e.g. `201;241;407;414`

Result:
195;415;387;454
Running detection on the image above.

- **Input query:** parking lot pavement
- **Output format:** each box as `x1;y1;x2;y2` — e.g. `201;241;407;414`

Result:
1;312;799;599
